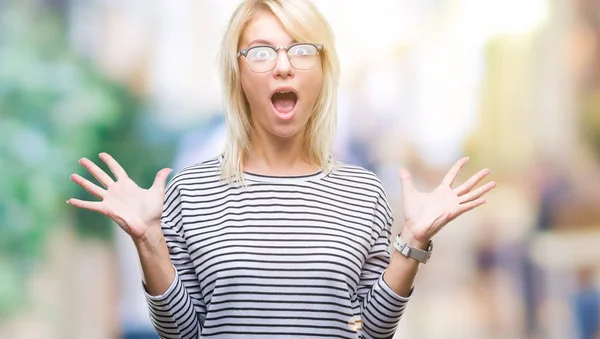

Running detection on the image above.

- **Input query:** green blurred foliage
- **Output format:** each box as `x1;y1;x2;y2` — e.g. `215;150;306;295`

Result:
0;4;177;319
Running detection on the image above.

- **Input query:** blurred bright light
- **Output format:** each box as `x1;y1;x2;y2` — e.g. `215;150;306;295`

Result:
465;0;549;37
316;0;433;75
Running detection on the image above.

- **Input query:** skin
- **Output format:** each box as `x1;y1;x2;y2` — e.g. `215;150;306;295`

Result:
66;11;497;300
240;11;322;176
384;158;496;296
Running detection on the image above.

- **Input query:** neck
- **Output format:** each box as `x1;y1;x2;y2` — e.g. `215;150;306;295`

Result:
245;129;317;176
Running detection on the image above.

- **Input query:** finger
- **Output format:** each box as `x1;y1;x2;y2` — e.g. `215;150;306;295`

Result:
79;157;114;188
442;157;470;187
399;168;416;196
151;168;173;192
99;152;128;180
456;198;487;215
458;181;497;204
70;173;105;199
455;168;492;196
66;198;105;214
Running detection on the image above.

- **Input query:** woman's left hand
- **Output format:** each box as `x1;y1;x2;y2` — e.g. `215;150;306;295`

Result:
399;157;497;248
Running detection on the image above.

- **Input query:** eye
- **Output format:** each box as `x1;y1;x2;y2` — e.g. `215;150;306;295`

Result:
248;47;274;60
290;44;317;56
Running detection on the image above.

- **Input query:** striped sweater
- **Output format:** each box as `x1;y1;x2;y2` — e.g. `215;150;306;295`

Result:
144;156;410;339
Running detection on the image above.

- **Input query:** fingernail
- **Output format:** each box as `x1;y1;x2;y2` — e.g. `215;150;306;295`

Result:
66;200;70;204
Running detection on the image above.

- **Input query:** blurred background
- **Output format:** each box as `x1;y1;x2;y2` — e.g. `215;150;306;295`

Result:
1;0;599;338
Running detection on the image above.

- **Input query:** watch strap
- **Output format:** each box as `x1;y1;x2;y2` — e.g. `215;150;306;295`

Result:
393;233;433;264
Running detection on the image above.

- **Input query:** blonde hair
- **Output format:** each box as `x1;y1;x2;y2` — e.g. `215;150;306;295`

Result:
217;0;340;185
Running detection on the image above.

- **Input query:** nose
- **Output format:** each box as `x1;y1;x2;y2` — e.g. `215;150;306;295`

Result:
272;49;294;79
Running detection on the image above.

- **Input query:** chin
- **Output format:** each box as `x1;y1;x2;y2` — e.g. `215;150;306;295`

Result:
267;124;305;140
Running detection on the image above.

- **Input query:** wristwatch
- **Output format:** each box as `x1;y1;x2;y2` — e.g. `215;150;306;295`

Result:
393;233;433;264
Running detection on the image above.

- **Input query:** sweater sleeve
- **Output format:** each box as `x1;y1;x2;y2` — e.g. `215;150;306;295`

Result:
143;179;207;338
356;191;411;339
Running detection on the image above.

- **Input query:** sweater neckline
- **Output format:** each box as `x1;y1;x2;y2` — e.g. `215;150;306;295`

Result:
216;154;331;184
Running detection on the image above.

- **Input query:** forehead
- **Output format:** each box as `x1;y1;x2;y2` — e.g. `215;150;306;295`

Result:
241;11;295;47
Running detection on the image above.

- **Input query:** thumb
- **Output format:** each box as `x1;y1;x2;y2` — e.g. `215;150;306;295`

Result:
399;168;416;196
151;168;173;192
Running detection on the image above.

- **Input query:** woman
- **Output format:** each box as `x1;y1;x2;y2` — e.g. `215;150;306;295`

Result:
67;0;496;338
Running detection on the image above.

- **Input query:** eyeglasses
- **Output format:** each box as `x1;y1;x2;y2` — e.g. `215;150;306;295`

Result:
237;42;323;73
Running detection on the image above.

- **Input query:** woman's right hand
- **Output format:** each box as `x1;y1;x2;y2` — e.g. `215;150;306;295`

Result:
67;152;173;243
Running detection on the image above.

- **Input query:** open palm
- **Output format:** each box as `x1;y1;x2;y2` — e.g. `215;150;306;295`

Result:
67;152;172;240
400;157;496;244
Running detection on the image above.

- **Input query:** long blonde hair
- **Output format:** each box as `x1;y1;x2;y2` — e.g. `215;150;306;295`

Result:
217;0;340;185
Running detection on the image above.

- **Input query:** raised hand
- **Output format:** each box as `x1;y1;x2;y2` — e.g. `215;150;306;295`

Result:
399;157;496;246
67;152;172;242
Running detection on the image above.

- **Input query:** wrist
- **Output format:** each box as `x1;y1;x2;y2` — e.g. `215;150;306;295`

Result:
401;227;430;250
133;224;166;253
394;231;434;265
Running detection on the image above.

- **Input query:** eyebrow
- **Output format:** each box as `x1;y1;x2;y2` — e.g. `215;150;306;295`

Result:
246;38;297;47
247;39;274;47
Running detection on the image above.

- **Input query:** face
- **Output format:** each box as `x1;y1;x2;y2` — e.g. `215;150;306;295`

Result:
239;11;323;140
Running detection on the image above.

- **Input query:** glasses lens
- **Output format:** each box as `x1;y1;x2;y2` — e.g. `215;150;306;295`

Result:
246;46;277;72
288;44;319;70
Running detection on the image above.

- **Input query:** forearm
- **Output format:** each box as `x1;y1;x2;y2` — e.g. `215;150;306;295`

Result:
357;231;423;337
134;224;176;296
382;229;427;297
358;230;416;338
136;224;202;338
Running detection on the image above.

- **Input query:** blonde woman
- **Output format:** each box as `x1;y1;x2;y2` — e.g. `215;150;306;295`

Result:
68;0;496;338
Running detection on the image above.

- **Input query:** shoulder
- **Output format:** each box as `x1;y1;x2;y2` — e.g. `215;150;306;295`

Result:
167;155;224;191
328;160;388;199
329;160;393;222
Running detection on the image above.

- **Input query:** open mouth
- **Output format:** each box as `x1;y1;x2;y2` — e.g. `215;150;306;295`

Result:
271;90;298;115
